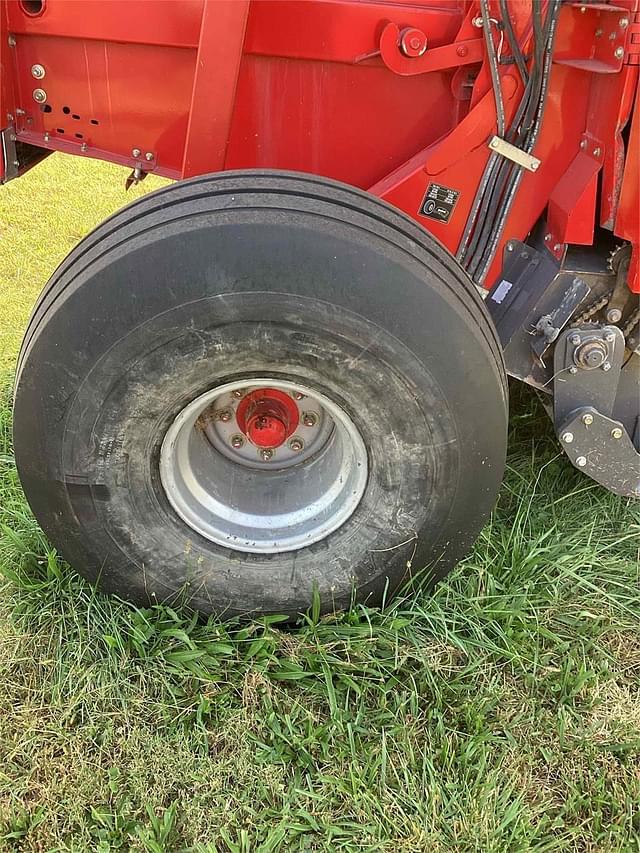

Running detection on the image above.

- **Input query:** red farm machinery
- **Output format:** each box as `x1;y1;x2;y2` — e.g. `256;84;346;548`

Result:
1;0;639;618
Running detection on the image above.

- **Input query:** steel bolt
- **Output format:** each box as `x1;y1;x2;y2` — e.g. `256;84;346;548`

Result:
259;448;274;462
602;362;612;371
232;389;244;398
576;456;587;467
31;64;45;79
506;242;514;252
611;427;623;439
569;366;578;374
595;28;603;38
32;88;47;104
593;147;601;157
132;147;141;158
582;413;594;425
620;17;629;28
8;34;16;47
43;132;49;142
553;243;563;253
292;391;305;400
570;334;581;345
145;152;154;161
302;412;318;428
289;437;304;452
580;139;588;150
604;331;616;342
606;308;622;324
231;434;244;449
217;409;232;423
562;432;574;444
615;46;624;59
80;142;88;153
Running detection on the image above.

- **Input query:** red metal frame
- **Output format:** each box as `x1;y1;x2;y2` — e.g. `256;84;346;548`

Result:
1;0;639;290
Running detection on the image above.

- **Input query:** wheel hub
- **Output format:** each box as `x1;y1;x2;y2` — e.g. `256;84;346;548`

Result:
236;388;299;448
159;378;368;553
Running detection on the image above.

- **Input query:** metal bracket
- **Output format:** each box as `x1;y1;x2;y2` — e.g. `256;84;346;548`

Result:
488;135;541;172
379;23;484;76
557;407;640;498
0;126;19;183
553;325;639;497
553;325;625;423
487;240;590;388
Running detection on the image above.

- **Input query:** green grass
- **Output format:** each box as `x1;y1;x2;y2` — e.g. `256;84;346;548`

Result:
1;155;640;852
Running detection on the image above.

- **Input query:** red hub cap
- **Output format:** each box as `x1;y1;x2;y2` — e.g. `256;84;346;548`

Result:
236;388;300;448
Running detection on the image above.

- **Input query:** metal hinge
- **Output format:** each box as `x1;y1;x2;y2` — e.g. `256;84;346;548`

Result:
623;12;640;65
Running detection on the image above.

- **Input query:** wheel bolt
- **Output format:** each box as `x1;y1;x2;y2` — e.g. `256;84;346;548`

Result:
232;389;244;398
562;432;574;444
289;437;304;452
302;412;318;428
582;413;593;425
292;391;305;401
230;434;244;449
259;448;274;462
217;409;233;423
611;427;623;439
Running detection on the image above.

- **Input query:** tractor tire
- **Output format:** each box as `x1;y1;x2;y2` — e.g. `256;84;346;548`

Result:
14;171;507;619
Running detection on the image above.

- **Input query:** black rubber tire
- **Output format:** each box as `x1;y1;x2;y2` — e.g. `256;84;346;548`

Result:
14;171;507;619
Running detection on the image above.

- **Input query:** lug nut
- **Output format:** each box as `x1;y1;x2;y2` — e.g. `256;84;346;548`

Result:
289;437;304;452
292;391;305;401
232;389;244;398
611;427;623;439
302;412;318;428
31;64;45;79
230;434;244;449
582;413;593;425
576;456;587;467
259;448;274;462
217;409;233;423
562;432;574;444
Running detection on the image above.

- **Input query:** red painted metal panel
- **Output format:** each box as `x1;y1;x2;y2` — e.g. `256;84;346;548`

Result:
243;0;464;63
11;33;195;176
5;0;203;48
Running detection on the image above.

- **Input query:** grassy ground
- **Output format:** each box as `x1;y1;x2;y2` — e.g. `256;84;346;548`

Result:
1;155;639;852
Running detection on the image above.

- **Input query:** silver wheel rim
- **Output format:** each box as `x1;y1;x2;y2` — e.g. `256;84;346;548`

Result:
159;378;368;553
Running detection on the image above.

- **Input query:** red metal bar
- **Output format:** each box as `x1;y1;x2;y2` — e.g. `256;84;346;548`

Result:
181;0;249;179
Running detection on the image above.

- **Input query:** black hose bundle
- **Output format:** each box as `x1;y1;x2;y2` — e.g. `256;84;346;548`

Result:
457;0;561;284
